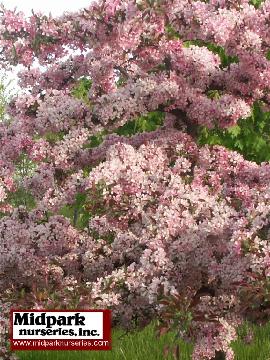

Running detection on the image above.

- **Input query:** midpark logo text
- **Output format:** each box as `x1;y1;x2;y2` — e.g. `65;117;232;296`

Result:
10;310;111;351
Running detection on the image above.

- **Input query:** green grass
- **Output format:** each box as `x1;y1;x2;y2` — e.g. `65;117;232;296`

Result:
16;324;192;360
233;322;270;360
15;322;270;360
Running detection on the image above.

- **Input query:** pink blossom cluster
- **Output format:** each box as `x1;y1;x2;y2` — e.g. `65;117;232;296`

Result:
0;209;82;291
1;128;270;359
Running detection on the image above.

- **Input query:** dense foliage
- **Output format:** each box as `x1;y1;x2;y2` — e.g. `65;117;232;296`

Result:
1;1;270;359
198;102;270;163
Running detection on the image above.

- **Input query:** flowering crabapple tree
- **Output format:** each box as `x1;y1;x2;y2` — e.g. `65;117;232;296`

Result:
1;0;270;359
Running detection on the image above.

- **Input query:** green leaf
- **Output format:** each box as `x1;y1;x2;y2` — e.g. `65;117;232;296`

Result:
227;125;241;137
